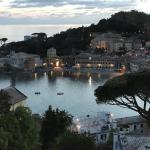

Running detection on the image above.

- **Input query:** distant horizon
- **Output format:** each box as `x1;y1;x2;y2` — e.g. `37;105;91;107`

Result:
0;0;150;25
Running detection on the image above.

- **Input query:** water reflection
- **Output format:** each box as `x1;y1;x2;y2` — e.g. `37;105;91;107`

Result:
0;71;136;118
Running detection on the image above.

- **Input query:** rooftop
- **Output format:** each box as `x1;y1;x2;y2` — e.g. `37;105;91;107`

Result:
2;86;27;105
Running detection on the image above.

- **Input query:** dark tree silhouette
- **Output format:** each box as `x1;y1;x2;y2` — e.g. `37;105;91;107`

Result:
40;106;72;150
95;70;150;127
0;90;10;113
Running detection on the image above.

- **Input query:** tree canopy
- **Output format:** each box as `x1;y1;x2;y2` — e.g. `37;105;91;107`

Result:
0;107;40;150
95;70;150;126
40;106;72;150
53;131;97;150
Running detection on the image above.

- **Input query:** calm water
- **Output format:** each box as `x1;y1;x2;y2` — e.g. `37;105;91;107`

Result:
0;24;85;42
0;71;137;118
0;25;137;118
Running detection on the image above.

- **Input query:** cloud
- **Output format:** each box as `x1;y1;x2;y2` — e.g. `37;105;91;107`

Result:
0;0;149;24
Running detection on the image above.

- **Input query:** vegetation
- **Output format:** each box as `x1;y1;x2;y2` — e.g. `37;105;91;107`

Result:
0;107;40;150
40;106;72;150
0;90;10;113
95;70;150;127
53;131;97;150
0;10;150;56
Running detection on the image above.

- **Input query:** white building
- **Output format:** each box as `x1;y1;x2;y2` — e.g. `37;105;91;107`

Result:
0;58;9;68
8;51;43;70
73;112;116;144
47;47;57;59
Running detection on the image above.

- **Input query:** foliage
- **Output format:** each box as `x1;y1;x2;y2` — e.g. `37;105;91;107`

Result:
53;131;97;150
40;106;72;150
95;70;150;126
0;90;10;113
0;107;40;150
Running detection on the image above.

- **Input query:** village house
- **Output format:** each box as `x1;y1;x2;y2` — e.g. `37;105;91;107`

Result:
113;115;150;150
73;112;116;144
1;86;27;111
7;51;43;70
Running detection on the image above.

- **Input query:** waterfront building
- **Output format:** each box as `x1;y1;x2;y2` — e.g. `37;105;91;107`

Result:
1;86;27;111
47;48;63;67
74;53;117;70
47;47;57;59
124;41;133;51
73;112;116;144
133;39;142;50
0;58;9;69
8;51;43;70
61;55;75;67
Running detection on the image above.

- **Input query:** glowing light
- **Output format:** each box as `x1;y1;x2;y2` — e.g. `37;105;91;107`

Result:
110;64;114;67
56;61;59;67
76;125;81;131
87;64;91;67
43;63;47;66
88;76;92;85
35;63;37;67
98;64;101;67
34;73;37;79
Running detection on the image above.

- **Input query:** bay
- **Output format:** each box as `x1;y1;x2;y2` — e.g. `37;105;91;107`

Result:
0;71;137;118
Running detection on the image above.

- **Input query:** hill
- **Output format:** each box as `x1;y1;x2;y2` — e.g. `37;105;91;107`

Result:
0;10;150;57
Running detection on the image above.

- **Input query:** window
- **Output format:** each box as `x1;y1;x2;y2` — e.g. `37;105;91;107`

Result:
140;124;143;128
134;125;137;131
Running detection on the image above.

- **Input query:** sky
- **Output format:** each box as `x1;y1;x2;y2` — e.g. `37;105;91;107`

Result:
0;0;150;25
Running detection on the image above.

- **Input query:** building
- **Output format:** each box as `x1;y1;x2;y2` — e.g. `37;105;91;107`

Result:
73;112;116;144
47;48;63;67
113;133;150;150
113;115;150;150
8;51;43;70
47;47;57;59
24;34;37;41
0;58;9;69
1;86;27;111
74;53;118;70
116;116;150;134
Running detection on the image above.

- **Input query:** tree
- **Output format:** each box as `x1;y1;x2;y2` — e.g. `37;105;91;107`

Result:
53;131;97;150
0;107;40;150
1;38;8;45
40;106;72;150
95;70;150;127
0;90;10;113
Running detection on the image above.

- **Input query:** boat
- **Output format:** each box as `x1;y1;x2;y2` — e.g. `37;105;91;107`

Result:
35;92;41;94
57;92;64;95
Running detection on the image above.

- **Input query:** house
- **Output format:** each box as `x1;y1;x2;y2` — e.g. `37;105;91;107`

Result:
2;86;27;111
73;112;116;144
113;133;150;150
8;51;43;70
113;115;150;150
116;115;150;134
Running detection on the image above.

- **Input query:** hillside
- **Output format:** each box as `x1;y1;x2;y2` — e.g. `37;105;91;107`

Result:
0;10;150;57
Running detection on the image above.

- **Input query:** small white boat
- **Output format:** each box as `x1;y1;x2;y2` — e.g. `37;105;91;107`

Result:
57;92;64;95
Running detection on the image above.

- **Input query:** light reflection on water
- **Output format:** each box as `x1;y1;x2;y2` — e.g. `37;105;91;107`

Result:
0;71;137;118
